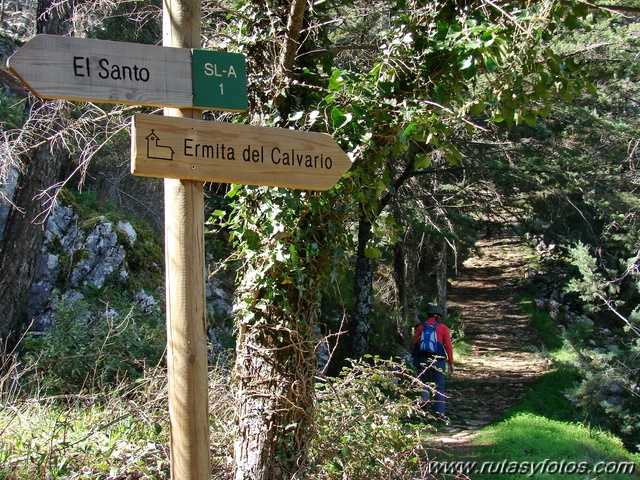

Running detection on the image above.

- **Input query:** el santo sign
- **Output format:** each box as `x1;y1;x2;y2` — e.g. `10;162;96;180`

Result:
7;35;247;111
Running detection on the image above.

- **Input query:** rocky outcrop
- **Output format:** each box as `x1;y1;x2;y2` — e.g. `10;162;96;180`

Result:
25;199;237;359
27;205;136;330
69;220;128;289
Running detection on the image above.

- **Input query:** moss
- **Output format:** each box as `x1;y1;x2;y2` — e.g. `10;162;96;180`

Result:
56;188;77;209
79;215;109;233
122;221;164;293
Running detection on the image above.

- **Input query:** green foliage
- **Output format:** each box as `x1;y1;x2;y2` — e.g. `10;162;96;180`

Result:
22;295;166;394
562;241;640;451
120;220;165;293
291;1;599;335
221;186;350;317
69;189;120;219
520;295;565;351
571;345;640;451
566;242;615;305
0;371;171;479
319;0;593;160
0;94;26;131
310;356;435;479
506;368;582;422
567;325;640;452
510;10;640;247
85;0;161;44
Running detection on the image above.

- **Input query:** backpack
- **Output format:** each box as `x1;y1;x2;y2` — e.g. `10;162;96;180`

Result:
419;321;444;356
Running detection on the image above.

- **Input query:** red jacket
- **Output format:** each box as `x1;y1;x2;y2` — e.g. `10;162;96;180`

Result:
412;316;454;365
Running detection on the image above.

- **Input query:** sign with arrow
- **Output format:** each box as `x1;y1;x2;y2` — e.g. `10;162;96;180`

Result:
131;114;352;190
7;35;247;111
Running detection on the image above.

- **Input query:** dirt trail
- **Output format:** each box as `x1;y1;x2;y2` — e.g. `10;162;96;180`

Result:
430;233;550;445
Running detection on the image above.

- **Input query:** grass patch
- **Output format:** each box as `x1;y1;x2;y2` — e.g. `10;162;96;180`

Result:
470;413;639;479
0;363;237;479
518;294;581;365
453;337;473;358
1;356;436;479
459;365;640;479
0;375;171;479
518;295;564;351
506;367;581;422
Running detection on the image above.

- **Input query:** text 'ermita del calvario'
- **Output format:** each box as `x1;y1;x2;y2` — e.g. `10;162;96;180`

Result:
183;139;335;170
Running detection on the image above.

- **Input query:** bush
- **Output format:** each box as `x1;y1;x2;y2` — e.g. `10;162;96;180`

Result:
310;356;439;479
570;335;640;452
563;244;640;452
22;294;166;394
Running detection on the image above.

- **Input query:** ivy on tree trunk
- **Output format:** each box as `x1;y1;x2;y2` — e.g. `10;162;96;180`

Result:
229;189;345;479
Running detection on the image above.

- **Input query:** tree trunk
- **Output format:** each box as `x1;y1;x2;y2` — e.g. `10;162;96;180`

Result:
234;302;316;479
350;216;374;359
436;240;448;318
392;239;407;339
35;0;73;35
233;2;320;477
274;0;306;116
0;0;72;349
0;144;66;346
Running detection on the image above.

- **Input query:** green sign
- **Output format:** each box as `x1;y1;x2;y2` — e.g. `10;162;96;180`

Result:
192;50;247;111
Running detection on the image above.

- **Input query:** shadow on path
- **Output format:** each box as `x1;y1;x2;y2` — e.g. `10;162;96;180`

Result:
429;233;550;446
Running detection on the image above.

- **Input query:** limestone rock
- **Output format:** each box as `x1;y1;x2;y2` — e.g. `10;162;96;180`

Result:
117;221;137;246
134;289;159;315
71;221;127;289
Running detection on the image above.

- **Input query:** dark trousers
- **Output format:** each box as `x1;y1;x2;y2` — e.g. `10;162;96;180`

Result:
417;357;447;415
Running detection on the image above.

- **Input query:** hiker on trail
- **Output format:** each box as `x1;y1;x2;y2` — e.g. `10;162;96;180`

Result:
412;305;454;416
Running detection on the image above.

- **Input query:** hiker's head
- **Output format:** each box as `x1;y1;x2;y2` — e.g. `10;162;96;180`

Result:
426;305;444;318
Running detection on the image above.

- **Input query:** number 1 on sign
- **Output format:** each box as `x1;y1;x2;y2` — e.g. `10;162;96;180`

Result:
219;83;224;95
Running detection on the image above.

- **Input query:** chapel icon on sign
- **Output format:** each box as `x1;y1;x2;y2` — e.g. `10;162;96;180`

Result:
146;130;174;161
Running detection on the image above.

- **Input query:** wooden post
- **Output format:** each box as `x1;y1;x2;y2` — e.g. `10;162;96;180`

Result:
163;1;210;478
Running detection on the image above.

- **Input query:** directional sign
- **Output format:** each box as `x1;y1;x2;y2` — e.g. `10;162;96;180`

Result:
7;35;247;111
131;114;352;190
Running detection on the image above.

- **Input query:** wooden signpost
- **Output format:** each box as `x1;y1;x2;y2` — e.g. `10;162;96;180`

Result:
131;113;352;190
162;1;209;478
7;2;351;477
7;34;247;111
